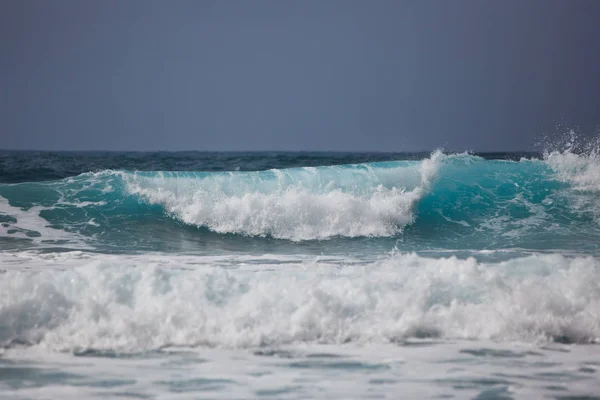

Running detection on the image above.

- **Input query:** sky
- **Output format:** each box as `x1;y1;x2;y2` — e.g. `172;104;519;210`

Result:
1;0;600;152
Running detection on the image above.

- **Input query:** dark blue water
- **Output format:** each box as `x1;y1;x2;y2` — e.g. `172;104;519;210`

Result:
0;150;536;183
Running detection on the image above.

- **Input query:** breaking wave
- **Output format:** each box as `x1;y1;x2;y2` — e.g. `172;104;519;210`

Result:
0;148;599;247
0;251;599;353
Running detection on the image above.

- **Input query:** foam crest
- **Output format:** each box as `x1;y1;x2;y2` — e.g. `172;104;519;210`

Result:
1;251;599;353
543;132;600;222
123;151;444;240
545;150;600;193
0;195;85;247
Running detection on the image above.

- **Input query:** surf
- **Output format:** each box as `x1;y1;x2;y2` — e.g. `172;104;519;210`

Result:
1;251;599;353
0;148;599;252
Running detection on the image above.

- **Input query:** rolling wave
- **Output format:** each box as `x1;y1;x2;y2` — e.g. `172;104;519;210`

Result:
122;151;441;240
0;150;599;248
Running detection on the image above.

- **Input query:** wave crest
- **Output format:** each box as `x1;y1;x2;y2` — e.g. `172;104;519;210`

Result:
123;151;444;240
542;130;600;223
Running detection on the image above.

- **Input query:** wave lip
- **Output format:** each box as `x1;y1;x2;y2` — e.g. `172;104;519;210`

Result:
122;151;444;241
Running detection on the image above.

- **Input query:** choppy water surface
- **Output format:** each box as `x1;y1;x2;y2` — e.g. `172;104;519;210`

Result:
1;145;600;399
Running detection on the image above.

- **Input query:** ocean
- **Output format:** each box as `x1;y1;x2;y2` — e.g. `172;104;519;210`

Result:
1;147;599;399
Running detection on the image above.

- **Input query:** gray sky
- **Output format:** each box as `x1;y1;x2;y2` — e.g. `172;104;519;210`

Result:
1;0;600;151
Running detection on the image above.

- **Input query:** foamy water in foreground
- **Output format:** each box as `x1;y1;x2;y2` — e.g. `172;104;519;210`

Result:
1;251;599;399
4;340;600;399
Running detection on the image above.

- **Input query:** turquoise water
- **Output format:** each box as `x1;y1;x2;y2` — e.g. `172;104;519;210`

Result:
1;149;600;399
2;151;599;254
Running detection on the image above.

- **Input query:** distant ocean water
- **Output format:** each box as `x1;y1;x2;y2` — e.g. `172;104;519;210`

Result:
1;143;600;399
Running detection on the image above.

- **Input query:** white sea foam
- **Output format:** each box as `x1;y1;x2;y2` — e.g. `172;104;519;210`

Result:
122;151;444;240
1;250;599;353
545;151;600;193
0;195;85;246
544;141;600;223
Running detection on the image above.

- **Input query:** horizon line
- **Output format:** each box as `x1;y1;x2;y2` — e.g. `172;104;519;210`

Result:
0;148;539;154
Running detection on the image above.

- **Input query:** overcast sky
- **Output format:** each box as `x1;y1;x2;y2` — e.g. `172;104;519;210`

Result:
1;0;599;151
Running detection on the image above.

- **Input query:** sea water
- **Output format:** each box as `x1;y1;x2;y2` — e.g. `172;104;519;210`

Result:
1;144;600;399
